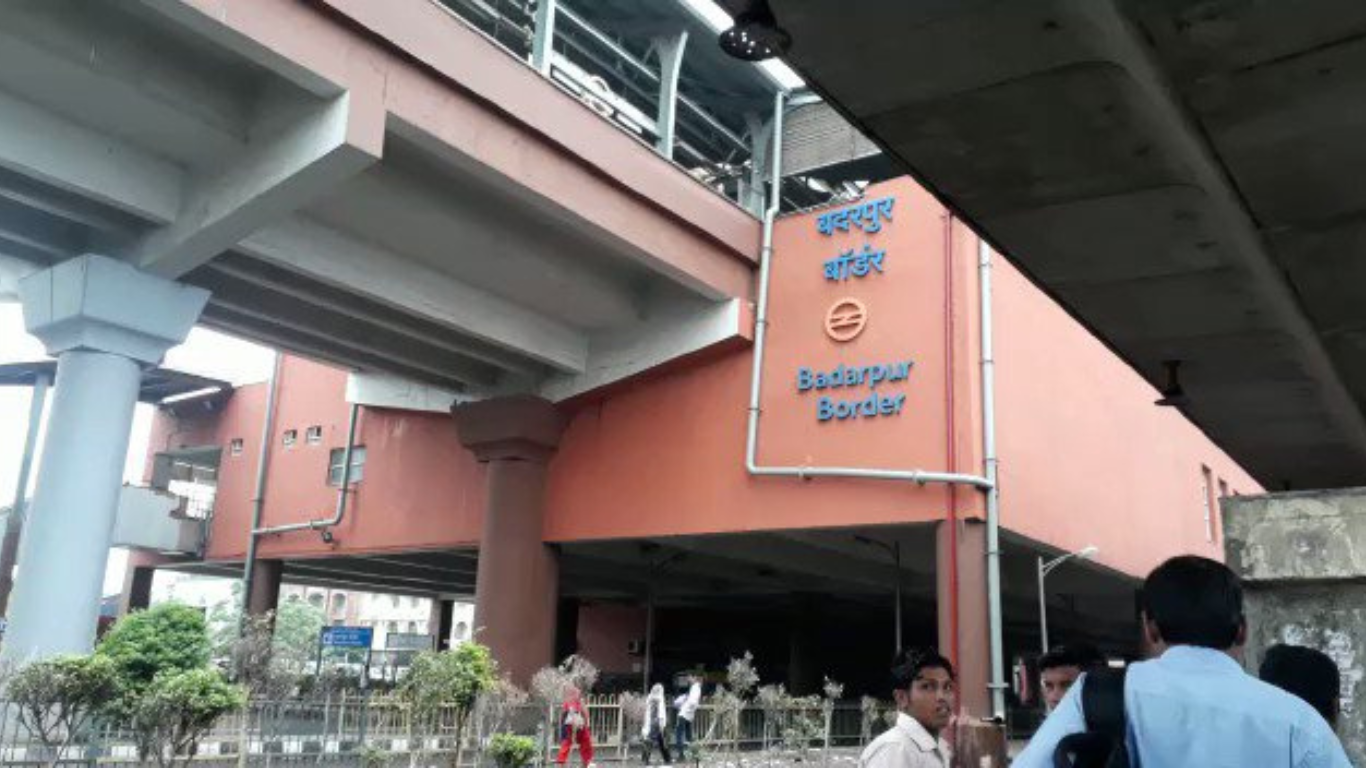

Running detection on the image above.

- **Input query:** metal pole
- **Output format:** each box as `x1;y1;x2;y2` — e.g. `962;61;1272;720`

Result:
0;372;48;617
531;0;558;75
643;584;655;692
894;543;903;653
980;240;1007;721
1037;556;1049;654
240;351;282;627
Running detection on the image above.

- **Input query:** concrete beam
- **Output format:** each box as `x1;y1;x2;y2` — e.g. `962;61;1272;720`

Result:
201;304;472;394
207;256;543;378
0;89;182;223
239;217;589;373
539;296;749;401
135;93;381;278
202;289;499;390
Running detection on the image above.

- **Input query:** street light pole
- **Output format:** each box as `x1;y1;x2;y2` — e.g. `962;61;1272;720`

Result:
1037;546;1098;653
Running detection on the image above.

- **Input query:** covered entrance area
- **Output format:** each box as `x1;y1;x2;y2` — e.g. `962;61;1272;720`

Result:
557;522;1140;704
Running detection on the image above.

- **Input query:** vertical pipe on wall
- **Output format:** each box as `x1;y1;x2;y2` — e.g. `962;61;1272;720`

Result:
943;214;961;669
239;351;282;626
979;239;1006;720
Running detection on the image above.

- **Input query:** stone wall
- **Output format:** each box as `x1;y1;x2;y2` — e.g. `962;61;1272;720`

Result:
1224;489;1366;762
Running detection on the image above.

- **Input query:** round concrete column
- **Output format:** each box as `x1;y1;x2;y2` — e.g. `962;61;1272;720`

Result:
3;256;207;663
452;395;567;685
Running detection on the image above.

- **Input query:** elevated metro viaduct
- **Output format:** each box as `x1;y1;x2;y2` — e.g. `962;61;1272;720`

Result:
0;0;1256;723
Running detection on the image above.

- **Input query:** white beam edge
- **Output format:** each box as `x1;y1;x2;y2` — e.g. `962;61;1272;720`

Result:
137;93;379;278
539;297;745;402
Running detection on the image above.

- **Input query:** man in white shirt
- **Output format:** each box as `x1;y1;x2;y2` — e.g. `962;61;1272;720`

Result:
673;674;703;758
859;648;955;768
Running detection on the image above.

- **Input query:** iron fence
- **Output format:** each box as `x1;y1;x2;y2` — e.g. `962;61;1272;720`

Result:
0;694;882;766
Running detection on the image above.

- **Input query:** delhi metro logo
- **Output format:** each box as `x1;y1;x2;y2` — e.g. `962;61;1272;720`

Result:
824;298;867;342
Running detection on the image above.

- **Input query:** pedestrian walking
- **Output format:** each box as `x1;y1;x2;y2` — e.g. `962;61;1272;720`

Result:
673;673;702;759
1261;643;1342;729
857;648;954;768
1014;555;1352;768
641;682;673;765
555;686;596;767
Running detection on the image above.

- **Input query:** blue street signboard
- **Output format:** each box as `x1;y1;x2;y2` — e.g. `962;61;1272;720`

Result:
320;626;374;649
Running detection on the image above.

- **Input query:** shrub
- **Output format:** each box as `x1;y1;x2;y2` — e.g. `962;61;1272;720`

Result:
98;603;211;698
356;743;391;767
397;643;497;716
131;668;246;767
8;655;121;764
488;733;537;768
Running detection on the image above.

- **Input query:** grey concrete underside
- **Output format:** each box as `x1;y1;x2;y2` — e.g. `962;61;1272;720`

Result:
759;0;1366;488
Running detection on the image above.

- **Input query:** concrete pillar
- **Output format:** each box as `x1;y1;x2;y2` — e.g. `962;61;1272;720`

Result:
938;520;991;718
3;256;207;663
119;550;176;617
1225;490;1366;762
452;395;567;685
246;559;284;619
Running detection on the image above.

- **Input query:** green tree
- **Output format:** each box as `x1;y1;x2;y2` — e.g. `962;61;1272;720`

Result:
98;603;211;698
397;643;497;766
7;655;122;767
207;593;325;670
397;643;497;715
130;668;246;767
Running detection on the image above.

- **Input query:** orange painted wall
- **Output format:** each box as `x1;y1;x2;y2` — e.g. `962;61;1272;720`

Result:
990;257;1261;576
151;356;485;565
544;178;976;541
174;175;1261;581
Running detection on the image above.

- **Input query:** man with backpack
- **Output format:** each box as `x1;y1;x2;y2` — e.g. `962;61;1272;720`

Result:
1013;555;1352;767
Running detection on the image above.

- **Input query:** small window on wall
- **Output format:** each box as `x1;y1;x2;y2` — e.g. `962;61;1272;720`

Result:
229;439;244;457
306;426;323;445
1200;466;1216;543
1218;479;1229;498
282;429;298;447
328;447;366;485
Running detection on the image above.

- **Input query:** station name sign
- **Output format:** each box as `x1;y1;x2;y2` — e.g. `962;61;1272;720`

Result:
796;360;915;422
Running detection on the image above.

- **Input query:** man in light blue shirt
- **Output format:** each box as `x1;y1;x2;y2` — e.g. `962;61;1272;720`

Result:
1014;556;1352;767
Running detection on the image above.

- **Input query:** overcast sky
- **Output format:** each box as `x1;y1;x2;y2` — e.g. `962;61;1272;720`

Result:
0;302;273;594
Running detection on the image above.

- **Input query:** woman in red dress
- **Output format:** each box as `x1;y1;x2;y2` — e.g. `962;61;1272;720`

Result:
556;686;596;767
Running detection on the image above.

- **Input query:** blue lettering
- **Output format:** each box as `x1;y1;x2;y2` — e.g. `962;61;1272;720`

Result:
817;397;834;421
797;367;814;391
843;365;858;387
835;401;854;420
859;393;879;416
869;366;887;388
814;372;828;389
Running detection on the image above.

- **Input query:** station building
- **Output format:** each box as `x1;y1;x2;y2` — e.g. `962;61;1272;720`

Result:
129;175;1257;716
0;0;1259;726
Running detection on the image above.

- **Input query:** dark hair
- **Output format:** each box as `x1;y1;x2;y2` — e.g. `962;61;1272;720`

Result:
891;648;954;691
1260;644;1340;726
1139;556;1244;649
1039;644;1106;674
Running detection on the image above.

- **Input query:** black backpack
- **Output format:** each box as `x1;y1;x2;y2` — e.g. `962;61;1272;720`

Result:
1053;668;1130;768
